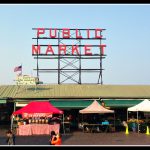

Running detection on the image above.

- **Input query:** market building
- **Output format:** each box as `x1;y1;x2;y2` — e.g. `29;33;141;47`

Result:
0;84;150;131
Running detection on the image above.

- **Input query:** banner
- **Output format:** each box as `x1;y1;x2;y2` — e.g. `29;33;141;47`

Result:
22;113;52;118
15;75;39;85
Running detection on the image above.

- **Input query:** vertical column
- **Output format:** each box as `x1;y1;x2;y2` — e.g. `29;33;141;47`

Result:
98;36;103;85
100;29;103;85
36;38;39;78
79;30;81;84
100;43;103;85
58;30;60;84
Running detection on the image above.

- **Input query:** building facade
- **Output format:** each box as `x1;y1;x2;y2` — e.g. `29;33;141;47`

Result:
0;84;150;126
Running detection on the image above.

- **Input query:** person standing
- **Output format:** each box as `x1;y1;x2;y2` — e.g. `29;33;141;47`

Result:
11;129;16;145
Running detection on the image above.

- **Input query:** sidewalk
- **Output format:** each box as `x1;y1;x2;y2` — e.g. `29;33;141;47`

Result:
0;130;150;146
62;131;150;145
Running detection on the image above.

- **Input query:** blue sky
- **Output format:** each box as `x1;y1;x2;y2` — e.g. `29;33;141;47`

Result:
0;4;150;85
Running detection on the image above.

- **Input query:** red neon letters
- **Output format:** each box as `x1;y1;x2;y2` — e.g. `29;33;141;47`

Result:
33;28;106;56
37;28;103;39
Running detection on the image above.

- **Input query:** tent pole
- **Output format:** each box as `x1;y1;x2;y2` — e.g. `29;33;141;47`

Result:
137;111;139;133
10;115;13;130
114;112;115;130
127;110;128;121
114;112;116;131
63;114;65;135
11;101;16;130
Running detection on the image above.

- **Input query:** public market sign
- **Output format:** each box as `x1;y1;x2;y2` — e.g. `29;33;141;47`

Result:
32;28;106;56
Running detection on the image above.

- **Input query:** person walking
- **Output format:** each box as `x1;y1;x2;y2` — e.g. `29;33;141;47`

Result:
49;131;56;145
51;133;62;145
6;130;14;145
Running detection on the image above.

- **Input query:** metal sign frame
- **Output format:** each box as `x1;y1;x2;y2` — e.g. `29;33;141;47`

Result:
32;28;106;84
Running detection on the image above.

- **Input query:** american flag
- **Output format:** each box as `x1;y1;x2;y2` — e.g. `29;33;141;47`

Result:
14;65;22;72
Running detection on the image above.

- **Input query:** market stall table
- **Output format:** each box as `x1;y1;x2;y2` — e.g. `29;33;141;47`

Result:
17;124;60;136
83;123;113;133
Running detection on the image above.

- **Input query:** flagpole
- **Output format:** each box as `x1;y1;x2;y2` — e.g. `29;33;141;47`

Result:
21;64;22;75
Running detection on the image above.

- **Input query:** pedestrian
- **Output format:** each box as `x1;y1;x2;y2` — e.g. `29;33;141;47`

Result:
51;133;62;145
6;130;14;145
49;130;56;145
11;129;16;145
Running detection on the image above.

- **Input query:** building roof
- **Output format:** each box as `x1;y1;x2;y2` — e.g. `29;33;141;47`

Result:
0;84;150;99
